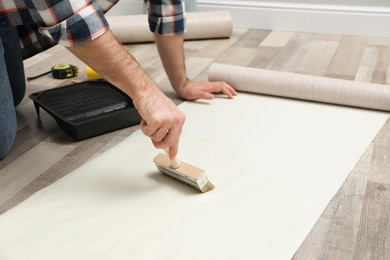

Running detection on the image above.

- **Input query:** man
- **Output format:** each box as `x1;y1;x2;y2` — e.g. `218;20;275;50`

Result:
0;0;237;160
0;26;25;160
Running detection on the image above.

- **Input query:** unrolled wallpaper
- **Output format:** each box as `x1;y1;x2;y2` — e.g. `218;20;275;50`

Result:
0;64;388;259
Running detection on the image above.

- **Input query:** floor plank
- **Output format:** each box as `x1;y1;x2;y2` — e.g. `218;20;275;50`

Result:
1;28;390;259
354;182;390;260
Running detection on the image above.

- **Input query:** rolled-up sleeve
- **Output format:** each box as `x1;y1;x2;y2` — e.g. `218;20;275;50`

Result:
145;0;186;35
38;1;114;47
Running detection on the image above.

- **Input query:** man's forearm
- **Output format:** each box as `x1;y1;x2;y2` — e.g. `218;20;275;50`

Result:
154;33;188;93
67;30;154;103
67;30;186;158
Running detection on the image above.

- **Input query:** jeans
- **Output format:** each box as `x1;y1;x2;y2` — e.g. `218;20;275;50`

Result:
0;27;26;160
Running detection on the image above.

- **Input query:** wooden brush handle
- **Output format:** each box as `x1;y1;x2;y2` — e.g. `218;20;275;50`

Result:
163;148;182;169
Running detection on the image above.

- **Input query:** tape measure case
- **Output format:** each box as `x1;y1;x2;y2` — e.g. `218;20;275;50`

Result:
29;80;142;140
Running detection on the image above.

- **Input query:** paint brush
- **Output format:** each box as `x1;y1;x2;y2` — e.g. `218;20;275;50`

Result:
153;148;215;193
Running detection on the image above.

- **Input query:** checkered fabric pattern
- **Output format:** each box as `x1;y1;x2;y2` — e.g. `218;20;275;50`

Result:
0;0;186;59
145;0;186;35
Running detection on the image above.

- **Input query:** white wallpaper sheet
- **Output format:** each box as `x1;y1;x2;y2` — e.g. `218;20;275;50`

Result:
0;90;388;259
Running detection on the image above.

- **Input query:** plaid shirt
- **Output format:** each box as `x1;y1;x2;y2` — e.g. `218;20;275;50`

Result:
0;0;185;59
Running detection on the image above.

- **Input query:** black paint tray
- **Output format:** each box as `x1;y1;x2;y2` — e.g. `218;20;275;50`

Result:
29;80;142;140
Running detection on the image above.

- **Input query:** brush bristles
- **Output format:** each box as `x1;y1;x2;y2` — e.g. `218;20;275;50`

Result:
200;181;215;193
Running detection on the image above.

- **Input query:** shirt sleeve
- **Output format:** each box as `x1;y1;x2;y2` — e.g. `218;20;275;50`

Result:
38;1;113;47
145;0;186;35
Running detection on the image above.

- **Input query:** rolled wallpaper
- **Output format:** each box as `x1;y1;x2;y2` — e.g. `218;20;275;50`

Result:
106;11;233;43
209;63;390;111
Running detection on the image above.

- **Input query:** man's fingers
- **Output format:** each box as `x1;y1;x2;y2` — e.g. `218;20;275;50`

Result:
141;119;179;145
217;82;237;99
150;127;171;143
152;127;180;158
198;91;215;100
140;119;158;137
205;82;237;99
168;141;179;159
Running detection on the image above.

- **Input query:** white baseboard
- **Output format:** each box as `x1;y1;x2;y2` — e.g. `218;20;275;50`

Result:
106;0;145;16
197;1;390;37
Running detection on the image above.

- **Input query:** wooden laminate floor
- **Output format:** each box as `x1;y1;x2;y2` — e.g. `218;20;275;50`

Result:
1;28;390;259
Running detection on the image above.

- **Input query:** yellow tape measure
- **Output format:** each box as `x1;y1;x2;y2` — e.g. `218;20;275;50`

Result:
51;64;79;79
27;64;79;81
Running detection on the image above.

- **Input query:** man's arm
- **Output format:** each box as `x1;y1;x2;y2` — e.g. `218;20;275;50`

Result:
154;33;237;100
19;0;183;158
68;30;185;159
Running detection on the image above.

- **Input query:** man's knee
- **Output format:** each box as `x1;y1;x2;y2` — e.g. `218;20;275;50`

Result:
0;114;17;160
0;27;19;160
0;133;16;160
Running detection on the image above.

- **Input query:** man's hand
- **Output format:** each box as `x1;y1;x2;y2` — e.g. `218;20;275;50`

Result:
176;80;238;101
154;33;237;101
134;88;185;159
68;30;185;159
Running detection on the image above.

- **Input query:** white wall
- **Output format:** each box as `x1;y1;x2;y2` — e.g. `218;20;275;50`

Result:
227;0;390;8
107;0;197;16
106;0;390;37
106;0;144;16
197;0;390;37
